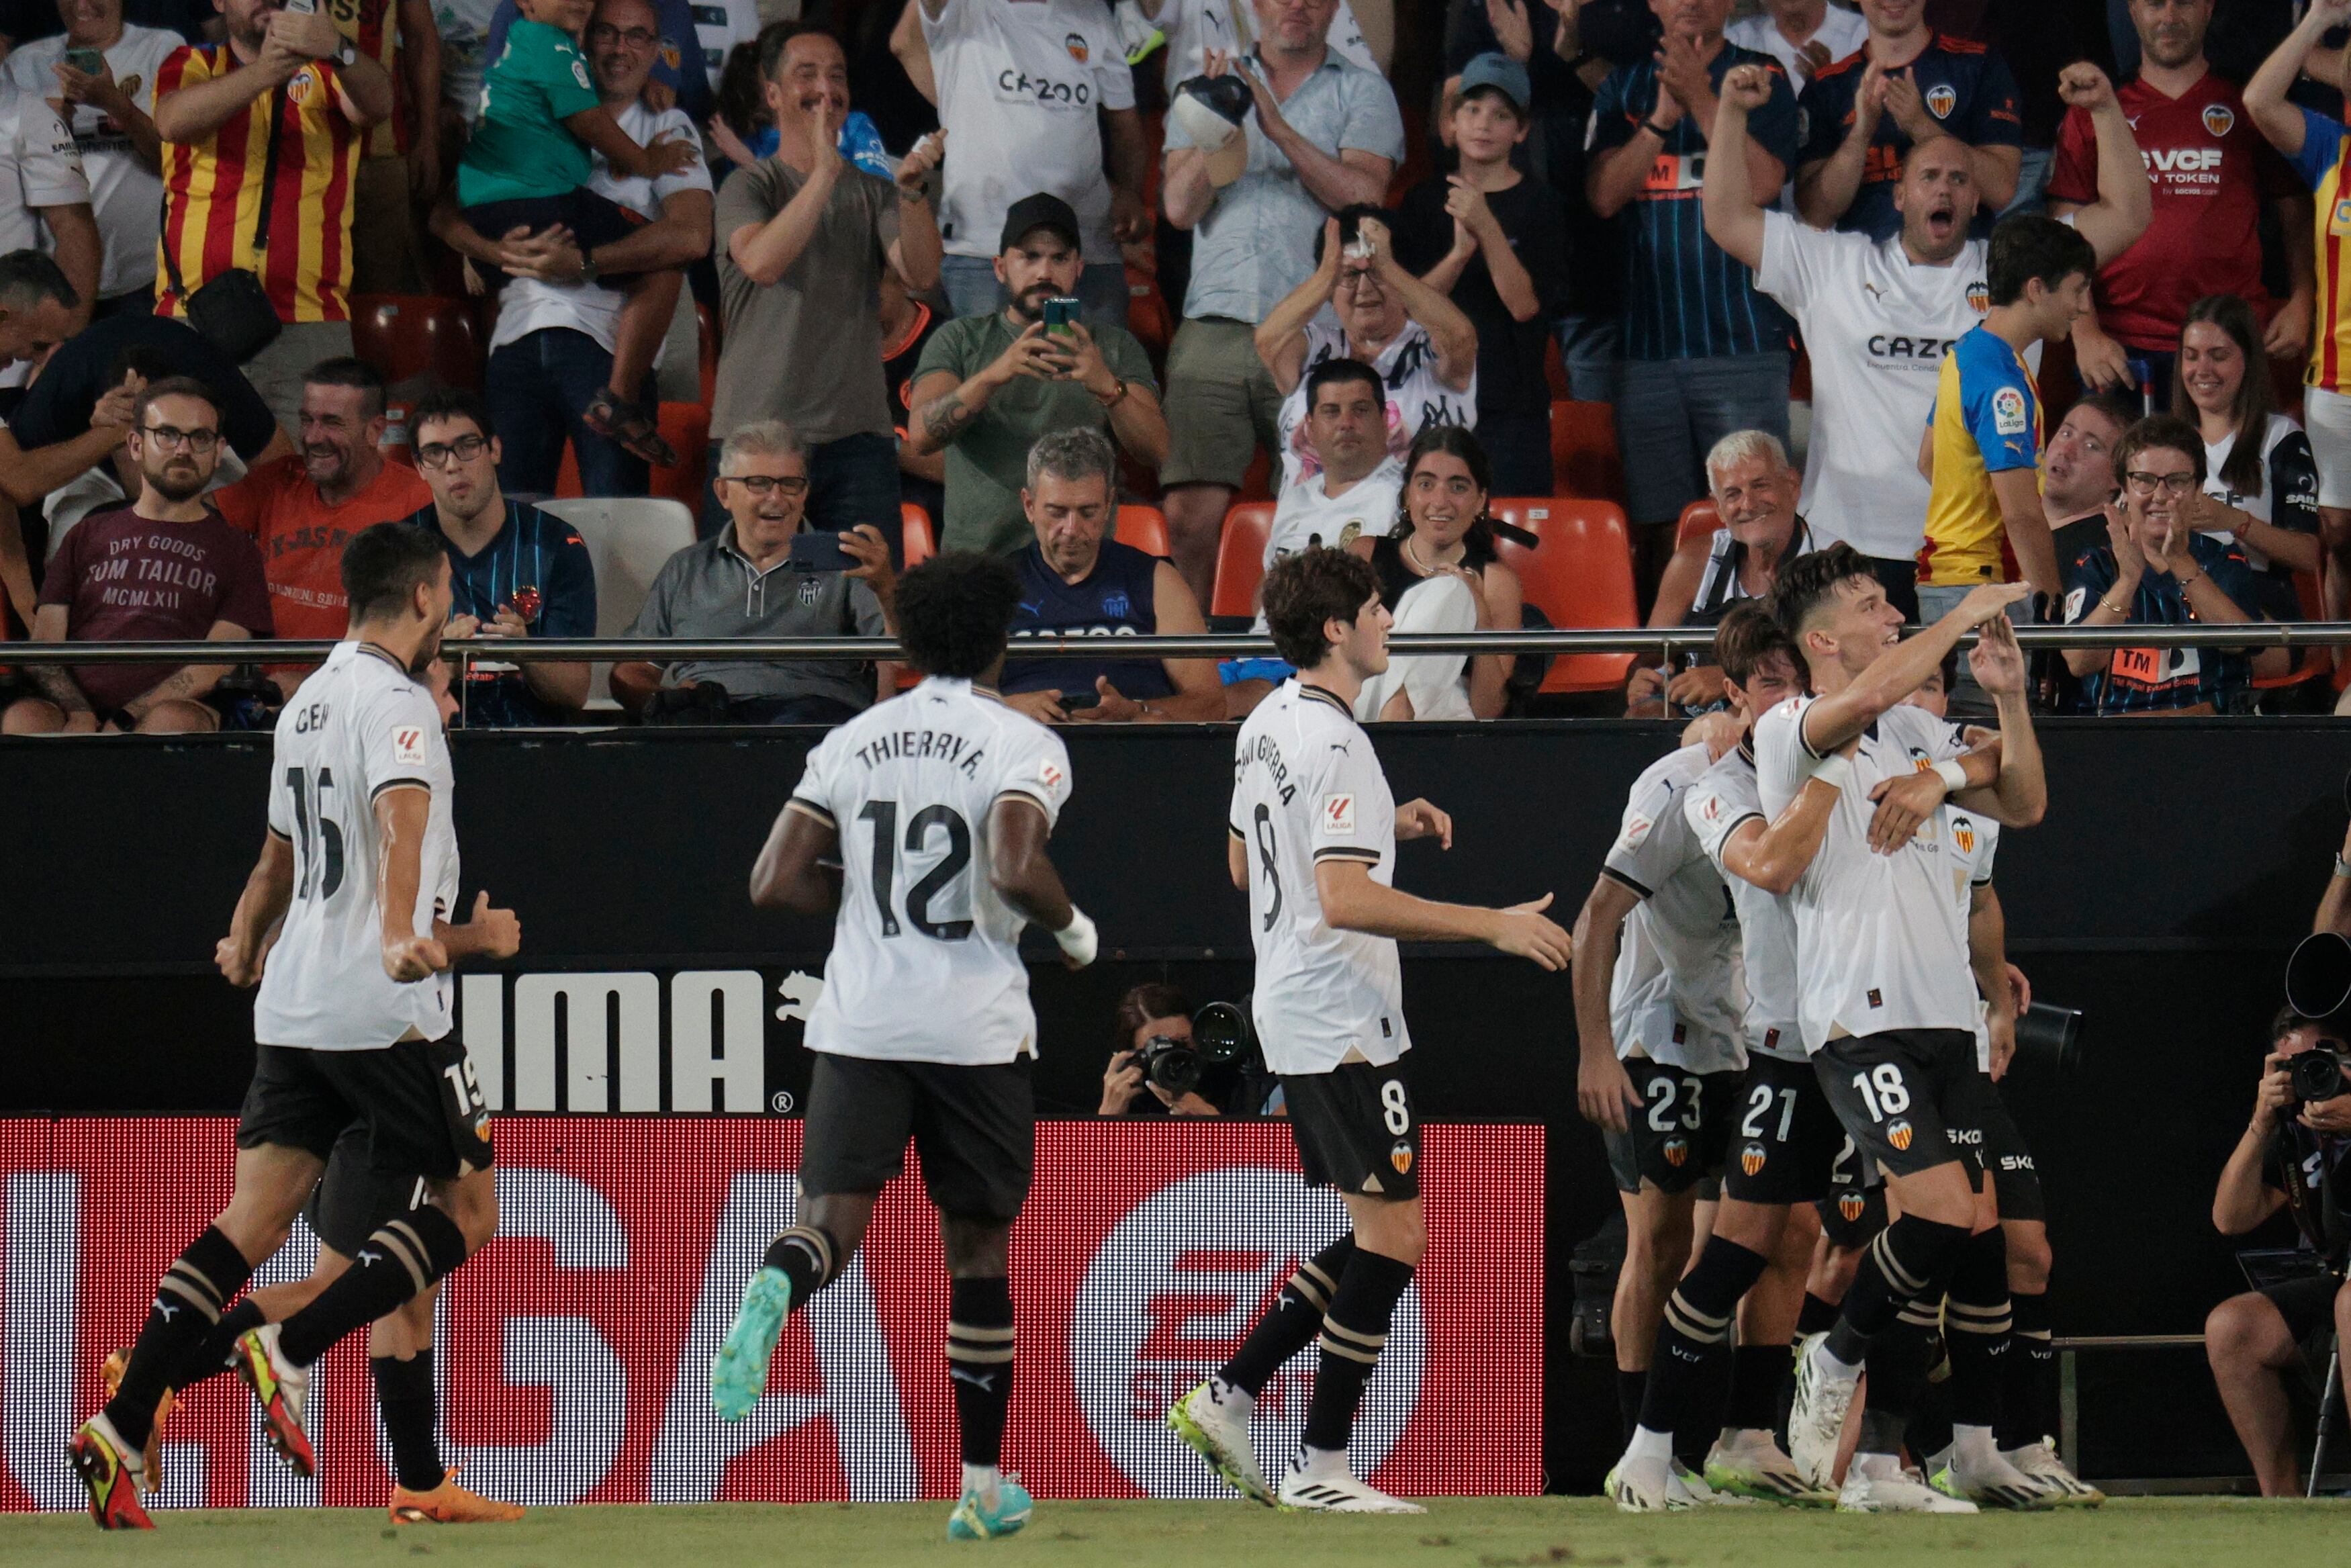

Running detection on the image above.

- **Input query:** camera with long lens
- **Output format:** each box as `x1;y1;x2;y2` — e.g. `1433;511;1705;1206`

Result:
2293;1046;2351;1106
1132;1001;1257;1096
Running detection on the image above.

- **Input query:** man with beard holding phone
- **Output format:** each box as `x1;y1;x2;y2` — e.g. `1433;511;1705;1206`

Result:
905;192;1165;557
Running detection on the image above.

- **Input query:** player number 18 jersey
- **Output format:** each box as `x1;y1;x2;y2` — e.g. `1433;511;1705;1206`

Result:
788;676;1074;1065
255;639;460;1052
1230;680;1409;1075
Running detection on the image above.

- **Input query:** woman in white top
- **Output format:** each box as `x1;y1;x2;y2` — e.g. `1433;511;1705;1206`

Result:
2175;293;2321;618
1346;425;1524;721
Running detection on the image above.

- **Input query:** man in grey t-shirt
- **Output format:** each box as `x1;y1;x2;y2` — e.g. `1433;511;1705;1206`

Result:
616;420;898;725
708;24;943;550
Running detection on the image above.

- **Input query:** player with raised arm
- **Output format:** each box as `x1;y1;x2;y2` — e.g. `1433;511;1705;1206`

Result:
1604;605;1846;1510
714;551;1095;1543
1758;543;2046;1512
1168;547;1571;1516
71;524;515;1530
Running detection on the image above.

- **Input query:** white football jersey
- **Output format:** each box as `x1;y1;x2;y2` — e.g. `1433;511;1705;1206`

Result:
1275;319;1477;496
1602;743;1747;1075
255;641;459;1051
788;676;1073;1065
1684;746;1806;1064
1231;679;1408;1074
1948;806;2002;1071
1754;696;1979;1051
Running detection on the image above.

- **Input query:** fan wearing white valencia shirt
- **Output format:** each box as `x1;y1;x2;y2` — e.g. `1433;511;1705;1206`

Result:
0;77;95;347
1257;209;1479;500
1755;542;2048;1510
428;0;714;500
912;0;1148;326
3;0;177;314
71;524;516;1532
1605;604;1848;1511
1168;545;1569;1517
719;551;1094;1544
1702;61;2148;605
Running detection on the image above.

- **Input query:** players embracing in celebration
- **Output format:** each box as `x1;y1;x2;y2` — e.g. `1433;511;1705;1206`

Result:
73;523;518;1530
1168;546;1571;1514
717;551;1097;1542
1759;545;2049;1508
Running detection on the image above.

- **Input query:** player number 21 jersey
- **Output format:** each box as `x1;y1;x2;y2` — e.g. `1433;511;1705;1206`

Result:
1230;680;1408;1075
788;676;1074;1065
256;639;460;1052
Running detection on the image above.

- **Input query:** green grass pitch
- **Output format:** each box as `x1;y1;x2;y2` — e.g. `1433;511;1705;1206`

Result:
5;1497;2351;1568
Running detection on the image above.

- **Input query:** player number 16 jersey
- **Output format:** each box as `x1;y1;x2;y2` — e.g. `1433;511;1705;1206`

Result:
788;676;1074;1065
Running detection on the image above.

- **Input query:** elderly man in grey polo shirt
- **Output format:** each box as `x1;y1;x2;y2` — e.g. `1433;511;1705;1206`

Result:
613;420;898;726
1157;0;1404;604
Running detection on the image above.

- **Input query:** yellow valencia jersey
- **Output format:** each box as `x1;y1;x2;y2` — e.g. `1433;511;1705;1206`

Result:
1919;324;2039;587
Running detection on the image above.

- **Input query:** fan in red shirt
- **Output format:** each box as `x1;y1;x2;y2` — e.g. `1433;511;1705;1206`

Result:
2045;0;2313;400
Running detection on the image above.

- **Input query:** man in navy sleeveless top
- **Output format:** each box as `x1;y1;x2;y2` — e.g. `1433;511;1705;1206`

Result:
998;429;1225;723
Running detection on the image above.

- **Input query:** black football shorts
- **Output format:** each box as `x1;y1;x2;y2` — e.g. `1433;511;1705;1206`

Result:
1604;1059;1733;1195
239;1035;494;1186
1814;1028;1982;1183
1722;1052;1845;1206
798;1053;1034;1224
1281;1060;1422;1201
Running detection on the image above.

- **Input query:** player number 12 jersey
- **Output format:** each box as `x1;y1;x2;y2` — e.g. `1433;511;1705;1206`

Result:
788;676;1073;1065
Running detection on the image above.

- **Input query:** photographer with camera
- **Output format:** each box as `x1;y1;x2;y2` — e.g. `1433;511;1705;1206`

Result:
2204;1006;2351;1497
1099;983;1224;1118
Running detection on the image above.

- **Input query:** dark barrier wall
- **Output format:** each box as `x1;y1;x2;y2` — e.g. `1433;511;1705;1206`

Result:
5;719;2350;1487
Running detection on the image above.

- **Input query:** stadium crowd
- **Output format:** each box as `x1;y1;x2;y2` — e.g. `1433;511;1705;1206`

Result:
3;0;2351;732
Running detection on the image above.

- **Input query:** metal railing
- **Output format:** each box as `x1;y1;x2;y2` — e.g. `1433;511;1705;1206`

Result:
11;620;2351;665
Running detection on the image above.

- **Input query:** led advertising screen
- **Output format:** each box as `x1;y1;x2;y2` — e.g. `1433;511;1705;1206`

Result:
0;1118;1541;1510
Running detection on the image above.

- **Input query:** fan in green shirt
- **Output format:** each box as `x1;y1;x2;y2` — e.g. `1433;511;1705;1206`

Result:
452;0;703;467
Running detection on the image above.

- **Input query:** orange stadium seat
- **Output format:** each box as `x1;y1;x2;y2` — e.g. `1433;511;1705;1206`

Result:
1125;263;1172;363
1489;498;1639;694
553;404;711;504
2254;569;2331;694
1211;502;1275;620
1115;504;1170;557
1235;447;1275;504
350;294;483;390
1551;401;1624;505
1677;500;1718;549
902;503;936;566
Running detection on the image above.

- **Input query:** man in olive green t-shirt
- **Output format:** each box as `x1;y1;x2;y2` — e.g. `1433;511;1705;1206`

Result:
904;192;1168;555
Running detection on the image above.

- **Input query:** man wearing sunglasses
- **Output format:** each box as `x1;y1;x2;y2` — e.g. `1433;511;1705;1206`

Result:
404;387;596;727
1;376;273;734
2058;412;2287;714
614;418;898;725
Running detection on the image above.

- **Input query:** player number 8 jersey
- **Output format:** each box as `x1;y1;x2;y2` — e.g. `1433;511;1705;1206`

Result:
1230;681;1409;1075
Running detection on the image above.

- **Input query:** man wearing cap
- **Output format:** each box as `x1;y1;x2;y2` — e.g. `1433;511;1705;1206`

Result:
905;192;1166;556
1156;0;1405;604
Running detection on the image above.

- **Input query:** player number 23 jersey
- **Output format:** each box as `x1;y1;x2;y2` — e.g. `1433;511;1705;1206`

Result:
788;676;1074;1064
256;640;460;1052
1230;680;1408;1075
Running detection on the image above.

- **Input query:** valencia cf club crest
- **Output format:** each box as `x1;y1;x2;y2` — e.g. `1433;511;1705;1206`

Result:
1953;819;1976;855
2203;103;2235;138
1967;281;1990;314
798;575;822;607
1888;1119;1915;1152
1101;591;1130;618
1839;1191;1868;1222
1066;31;1089;62
1925;84;1956;120
1337;520;1364;546
1741;1142;1767;1177
1663;1136;1690;1168
1390;1142;1414;1176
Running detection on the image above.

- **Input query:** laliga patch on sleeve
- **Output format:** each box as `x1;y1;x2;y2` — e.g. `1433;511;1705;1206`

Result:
1991;385;2029;436
1039;756;1066;792
1322;792;1356;836
2063;587;2086;622
1614;813;1653;854
391;724;429;767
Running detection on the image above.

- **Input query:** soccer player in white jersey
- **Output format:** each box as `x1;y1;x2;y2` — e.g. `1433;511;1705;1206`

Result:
1756;542;2048;1511
1704;62;2148;600
1605;605;1847;1510
72;524;518;1530
1569;672;1753;1490
1906;665;2102;1507
714;551;1095;1543
1169;547;1570;1514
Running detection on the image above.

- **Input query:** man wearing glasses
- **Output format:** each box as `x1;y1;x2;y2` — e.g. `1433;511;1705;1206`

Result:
404;387;596;727
428;0;713;500
2058;412;2287;714
1;377;273;734
613;419;898;726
